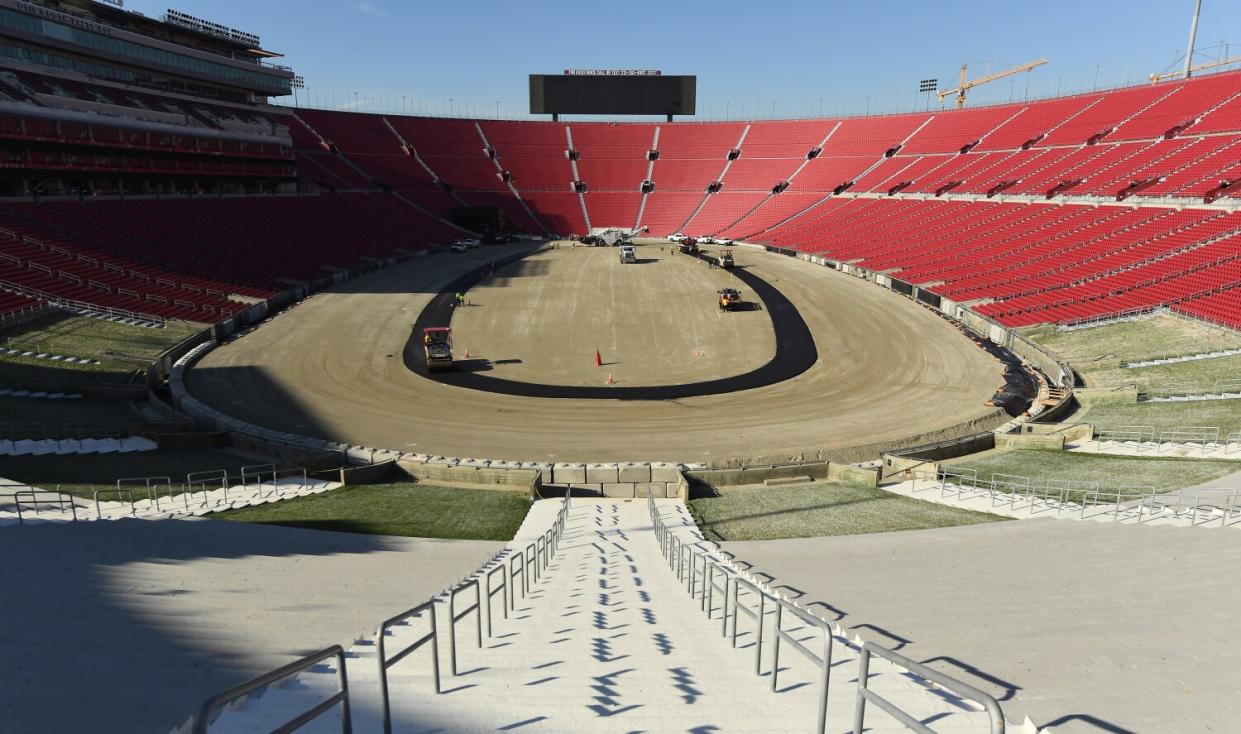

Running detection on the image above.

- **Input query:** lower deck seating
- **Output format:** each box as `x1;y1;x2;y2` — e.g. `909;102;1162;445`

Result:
0;193;446;322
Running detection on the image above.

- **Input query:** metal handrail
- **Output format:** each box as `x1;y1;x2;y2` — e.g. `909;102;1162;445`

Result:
852;642;1004;734
730;576;770;676
771;600;834;734
484;563;508;637
93;486;134;519
241;463;277;488
508;549;527;609
193;645;351;734
376;601;440;734
525;543;539;585
186;469;231;506
447;578;482;676
14;488;79;522
647;484;1003;734
261;468;311;498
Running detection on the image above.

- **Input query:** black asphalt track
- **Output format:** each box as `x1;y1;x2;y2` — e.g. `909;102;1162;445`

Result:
404;248;818;400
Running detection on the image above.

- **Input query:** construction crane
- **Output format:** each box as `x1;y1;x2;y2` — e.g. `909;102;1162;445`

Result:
1151;54;1241;83
937;59;1048;109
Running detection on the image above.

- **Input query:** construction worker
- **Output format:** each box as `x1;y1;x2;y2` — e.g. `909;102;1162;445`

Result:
455;292;465;307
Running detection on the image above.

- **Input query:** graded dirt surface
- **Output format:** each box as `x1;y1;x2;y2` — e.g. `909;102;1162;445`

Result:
449;244;774;386
187;243;1007;464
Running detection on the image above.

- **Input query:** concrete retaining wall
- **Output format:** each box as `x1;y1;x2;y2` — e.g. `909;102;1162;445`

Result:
396;459;541;490
881;432;995;481
338;459;405;485
688;462;831;487
995;433;1065;451
826;463;880;487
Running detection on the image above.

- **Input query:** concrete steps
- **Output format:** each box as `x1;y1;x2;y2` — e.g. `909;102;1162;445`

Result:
0;436;158;456
194;499;1015;733
888;476;1241;528
0;476;338;526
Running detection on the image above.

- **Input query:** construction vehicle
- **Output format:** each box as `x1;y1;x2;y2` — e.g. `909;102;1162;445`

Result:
619;245;636;263
937;59;1047;108
678;238;699;255
718;288;742;311
719;249;735;268
422;326;454;371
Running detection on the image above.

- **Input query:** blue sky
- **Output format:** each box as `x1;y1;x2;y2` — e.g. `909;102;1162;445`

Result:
125;0;1240;119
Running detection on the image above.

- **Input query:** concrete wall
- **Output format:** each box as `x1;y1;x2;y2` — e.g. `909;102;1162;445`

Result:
1006;332;1070;389
154;431;230;450
826;463;880;486
226;431;342;470
881;432;995;481
688;460;878;488
395;459;541;491
687;462;831;487
338;459;404;485
995;433;1065;451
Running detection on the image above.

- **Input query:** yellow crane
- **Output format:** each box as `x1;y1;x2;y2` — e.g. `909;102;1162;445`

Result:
937;59;1048;109
1151;54;1241;83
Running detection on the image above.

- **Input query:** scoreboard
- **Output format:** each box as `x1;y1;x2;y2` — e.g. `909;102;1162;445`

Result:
529;72;696;119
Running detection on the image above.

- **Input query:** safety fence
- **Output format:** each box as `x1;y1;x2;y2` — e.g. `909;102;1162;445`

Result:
645;488;1005;733
1094;424;1241;455
0;466;317;526
1145;380;1241;399
190;490;572;734
930;470;1241;527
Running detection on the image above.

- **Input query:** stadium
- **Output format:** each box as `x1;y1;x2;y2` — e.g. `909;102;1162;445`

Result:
1;0;1240;732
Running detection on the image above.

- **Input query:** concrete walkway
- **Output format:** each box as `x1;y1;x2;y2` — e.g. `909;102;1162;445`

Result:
721;519;1241;733
0;519;501;734
199;499;1011;733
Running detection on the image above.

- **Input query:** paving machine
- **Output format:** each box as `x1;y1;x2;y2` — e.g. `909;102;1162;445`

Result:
422;326;454;371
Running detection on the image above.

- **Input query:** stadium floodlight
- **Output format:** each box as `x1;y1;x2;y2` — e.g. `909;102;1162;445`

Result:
291;75;306;90
919;78;938;93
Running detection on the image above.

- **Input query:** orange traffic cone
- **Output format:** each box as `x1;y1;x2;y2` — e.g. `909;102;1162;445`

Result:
595;350;602;367
607;373;615;385
464;349;470;358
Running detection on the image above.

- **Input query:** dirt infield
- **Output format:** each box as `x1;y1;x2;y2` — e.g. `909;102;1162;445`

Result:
450;244;774;386
188;244;1007;464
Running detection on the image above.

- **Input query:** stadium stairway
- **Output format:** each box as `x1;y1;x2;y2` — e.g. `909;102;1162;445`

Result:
0;474;338;526
882;476;1241;528
189;498;1028;733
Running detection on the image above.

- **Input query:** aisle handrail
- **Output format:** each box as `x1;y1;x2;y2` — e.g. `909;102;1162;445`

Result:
192;645;351;734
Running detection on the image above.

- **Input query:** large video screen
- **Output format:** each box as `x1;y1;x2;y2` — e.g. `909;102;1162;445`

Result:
530;75;696;116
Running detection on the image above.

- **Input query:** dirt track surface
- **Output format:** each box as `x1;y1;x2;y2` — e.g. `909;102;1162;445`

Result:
188;244;1006;464
450;245;774;386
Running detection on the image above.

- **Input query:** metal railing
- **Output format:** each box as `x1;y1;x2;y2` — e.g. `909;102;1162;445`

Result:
193;645;351;734
193;483;573;730
771;600;834;733
93;486;136;519
0;488;79;524
648;487;837;733
376;600;440;734
447;578;482;676
933;470;1241;527
852;642;1004;734
484;564;508;637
